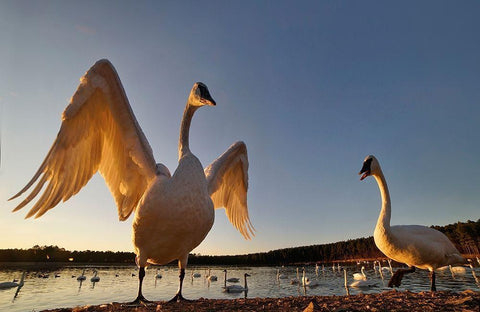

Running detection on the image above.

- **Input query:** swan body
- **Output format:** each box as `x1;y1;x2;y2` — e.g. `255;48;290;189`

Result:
353;266;367;280
90;270;100;282
449;265;466;275
77;269;86;281
9;60;254;303
206;269;217;281
223;270;240;288
302;268;319;287
276;268;287;280
359;155;465;291
349;278;377;288
0;272;25;289
223;273;250;293
290;268;300;285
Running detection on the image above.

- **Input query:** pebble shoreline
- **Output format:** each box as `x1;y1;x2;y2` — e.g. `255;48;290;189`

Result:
41;290;480;312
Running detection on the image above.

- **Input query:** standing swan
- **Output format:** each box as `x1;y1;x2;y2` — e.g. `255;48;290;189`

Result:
9;60;254;303
358;155;465;291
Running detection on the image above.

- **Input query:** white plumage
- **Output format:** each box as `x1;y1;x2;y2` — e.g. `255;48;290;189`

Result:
301;268;319;287
9;60;254;303
359;155;465;291
352;266;367;280
206;269;217;282
349;278;377;288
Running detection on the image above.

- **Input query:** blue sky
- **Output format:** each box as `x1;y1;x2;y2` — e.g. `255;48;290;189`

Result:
0;1;479;256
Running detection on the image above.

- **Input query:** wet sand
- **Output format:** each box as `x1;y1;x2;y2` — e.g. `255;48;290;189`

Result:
41;290;479;312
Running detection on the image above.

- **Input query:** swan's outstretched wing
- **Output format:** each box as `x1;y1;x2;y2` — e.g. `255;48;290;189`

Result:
10;59;157;220
204;141;254;239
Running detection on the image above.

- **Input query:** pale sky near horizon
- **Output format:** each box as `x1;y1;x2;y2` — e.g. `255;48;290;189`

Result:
0;1;479;256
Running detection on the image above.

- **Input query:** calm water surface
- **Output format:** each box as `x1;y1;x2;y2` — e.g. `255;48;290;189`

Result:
1;263;479;312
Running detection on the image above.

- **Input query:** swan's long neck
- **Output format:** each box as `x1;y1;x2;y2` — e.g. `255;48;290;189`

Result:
373;170;392;234
19;272;26;285
178;103;198;160
244;275;248;289
224;271;227;288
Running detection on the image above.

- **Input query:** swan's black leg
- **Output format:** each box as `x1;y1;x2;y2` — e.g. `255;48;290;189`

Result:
430;271;436;291
129;267;151;305
169;268;190;302
388;266;415;288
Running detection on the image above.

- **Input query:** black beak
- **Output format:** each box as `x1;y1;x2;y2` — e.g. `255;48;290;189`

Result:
198;83;216;106
359;158;372;181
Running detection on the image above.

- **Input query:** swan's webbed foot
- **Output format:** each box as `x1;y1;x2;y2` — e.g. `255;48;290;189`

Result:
124;295;154;306
388;267;415;288
168;292;191;303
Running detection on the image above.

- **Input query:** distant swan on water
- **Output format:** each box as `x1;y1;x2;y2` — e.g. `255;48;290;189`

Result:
0;272;26;289
359;155;465;291
353;266;367;280
302;268;319;287
449;265;466;275
77;269;86;281
223;273;250;293
206;269;217;282
9;60;254;304
90;270;100;282
223;270;240;284
276;268;287;280
290;268;300;285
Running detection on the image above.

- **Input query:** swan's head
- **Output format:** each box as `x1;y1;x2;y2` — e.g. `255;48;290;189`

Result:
244;273;251;277
359;155;379;180
188;82;216;107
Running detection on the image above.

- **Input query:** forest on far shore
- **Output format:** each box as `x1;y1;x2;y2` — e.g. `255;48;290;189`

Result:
1;219;478;266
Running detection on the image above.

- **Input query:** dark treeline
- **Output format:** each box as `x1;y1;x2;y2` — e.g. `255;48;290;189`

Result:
0;245;135;263
189;219;480;266
1;219;478;265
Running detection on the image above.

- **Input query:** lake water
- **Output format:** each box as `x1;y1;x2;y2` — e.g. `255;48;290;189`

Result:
1;263;479;312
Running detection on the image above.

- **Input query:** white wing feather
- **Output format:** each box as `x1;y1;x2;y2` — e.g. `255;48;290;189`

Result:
9;59;157;220
204;141;254;239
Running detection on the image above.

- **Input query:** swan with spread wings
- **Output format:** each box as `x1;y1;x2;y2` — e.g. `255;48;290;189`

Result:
9;59;254;303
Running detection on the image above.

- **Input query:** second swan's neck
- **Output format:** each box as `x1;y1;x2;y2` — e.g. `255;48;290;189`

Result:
178;103;197;160
373;170;391;232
